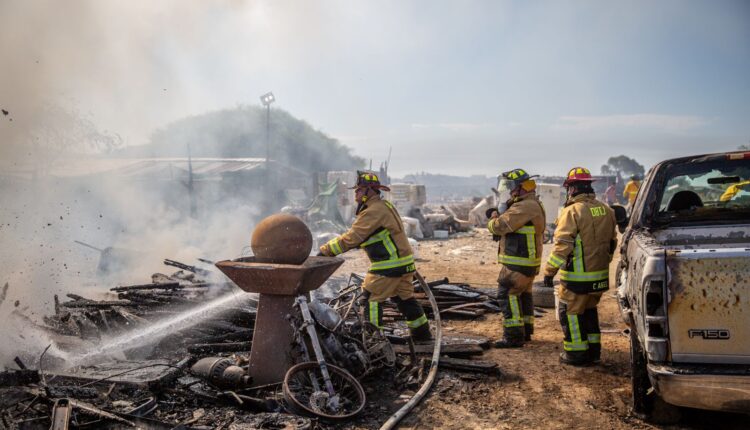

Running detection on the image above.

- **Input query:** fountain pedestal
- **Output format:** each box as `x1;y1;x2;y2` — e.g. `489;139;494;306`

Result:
215;256;344;386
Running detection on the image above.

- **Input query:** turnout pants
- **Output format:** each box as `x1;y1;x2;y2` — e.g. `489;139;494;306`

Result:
556;285;603;361
362;272;429;339
497;266;535;344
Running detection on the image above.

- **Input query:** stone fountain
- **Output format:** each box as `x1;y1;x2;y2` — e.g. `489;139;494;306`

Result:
215;214;343;385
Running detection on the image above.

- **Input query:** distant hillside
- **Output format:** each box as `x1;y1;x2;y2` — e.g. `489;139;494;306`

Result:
115;105;364;172
396;172;496;201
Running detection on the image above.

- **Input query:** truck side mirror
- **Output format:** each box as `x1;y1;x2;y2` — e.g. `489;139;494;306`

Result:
610;205;629;233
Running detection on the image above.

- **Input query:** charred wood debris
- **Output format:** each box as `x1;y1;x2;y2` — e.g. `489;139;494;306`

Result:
0;259;513;429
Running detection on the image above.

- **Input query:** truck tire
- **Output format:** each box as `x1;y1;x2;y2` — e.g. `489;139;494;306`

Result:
629;326;682;423
629;326;653;417
532;282;556;308
543;227;553;244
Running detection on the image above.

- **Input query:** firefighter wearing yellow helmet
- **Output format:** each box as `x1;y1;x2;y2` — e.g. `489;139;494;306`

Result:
319;171;431;341
543;167;617;366
623;174;641;212
487;168;546;348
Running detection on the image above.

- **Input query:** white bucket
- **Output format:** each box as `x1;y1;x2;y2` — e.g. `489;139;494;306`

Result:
434;230;449;239
554;288;560;321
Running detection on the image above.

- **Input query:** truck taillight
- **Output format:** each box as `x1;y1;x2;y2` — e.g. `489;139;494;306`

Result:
646;281;665;315
645;279;669;362
727;152;750;160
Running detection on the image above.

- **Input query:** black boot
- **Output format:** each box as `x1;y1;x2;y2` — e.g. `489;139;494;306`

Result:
559;351;592;366
410;323;432;342
588;343;601;364
493;326;525;348
524;323;534;342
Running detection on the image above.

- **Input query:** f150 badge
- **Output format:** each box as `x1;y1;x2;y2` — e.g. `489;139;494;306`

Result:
688;329;730;340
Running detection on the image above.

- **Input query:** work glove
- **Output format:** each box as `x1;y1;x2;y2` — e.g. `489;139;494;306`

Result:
485;209;501;241
543;275;555;289
318;245;331;257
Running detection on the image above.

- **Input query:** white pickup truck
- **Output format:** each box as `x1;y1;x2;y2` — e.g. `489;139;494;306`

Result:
616;151;750;418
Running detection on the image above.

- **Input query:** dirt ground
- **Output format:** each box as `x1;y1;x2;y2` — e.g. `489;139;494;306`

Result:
330;230;750;430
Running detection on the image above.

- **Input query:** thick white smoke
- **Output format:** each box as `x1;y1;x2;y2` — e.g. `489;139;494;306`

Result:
0;1;294;368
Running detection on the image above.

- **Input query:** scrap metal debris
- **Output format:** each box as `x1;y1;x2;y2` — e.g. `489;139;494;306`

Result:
369;276;501;323
1;256;504;429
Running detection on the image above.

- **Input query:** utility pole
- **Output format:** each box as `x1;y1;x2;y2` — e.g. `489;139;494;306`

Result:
260;92;276;214
187;143;196;218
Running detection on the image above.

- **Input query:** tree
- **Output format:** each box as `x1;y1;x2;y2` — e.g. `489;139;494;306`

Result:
34;104;123;154
26;103;123;174
121;105;364;172
600;155;645;178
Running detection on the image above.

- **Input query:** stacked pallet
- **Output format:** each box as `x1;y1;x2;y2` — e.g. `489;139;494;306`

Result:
382;277;500;321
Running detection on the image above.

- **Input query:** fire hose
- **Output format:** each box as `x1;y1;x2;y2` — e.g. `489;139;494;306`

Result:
379;272;442;430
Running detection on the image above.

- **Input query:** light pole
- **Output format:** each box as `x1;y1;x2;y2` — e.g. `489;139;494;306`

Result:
259;92;275;162
259;92;275;213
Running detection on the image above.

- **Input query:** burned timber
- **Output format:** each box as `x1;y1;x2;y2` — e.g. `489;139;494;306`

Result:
1;248;505;429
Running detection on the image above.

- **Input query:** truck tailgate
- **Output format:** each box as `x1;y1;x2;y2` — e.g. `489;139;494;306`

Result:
667;248;750;364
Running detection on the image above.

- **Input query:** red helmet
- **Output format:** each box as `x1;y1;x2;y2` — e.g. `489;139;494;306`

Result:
563;167;596;187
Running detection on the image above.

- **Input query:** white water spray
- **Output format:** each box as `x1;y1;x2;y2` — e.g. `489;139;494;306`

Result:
65;291;254;367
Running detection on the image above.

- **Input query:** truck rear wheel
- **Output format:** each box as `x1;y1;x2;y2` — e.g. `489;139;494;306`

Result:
543;227;553;244
630;326;653;417
629;326;682;423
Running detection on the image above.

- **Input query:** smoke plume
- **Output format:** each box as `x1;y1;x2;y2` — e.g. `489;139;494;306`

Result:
0;1;357;368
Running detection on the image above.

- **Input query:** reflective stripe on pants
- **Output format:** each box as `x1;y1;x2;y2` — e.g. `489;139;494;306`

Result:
368;301;382;328
504;295;523;327
565;314;588;351
407;314;428;329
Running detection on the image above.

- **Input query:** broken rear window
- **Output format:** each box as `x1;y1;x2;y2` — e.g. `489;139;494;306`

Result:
653;157;750;225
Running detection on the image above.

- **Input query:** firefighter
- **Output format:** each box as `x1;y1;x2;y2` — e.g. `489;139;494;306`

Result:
543;167;617;365
623;175;640;210
487;168;546;348
319;171;431;341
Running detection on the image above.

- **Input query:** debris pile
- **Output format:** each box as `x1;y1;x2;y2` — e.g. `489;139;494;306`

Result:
38;261;255;361
334;275;501;375
1;255;506;429
366;276;501;323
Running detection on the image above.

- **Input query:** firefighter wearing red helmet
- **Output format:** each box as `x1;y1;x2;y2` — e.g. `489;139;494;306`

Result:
543;167;617;365
319;171;431;341
487;168;546;348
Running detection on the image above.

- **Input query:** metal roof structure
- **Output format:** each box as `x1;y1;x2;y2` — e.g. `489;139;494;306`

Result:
1;158;308;180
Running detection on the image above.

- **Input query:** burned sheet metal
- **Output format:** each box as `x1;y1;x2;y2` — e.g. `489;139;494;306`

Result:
51;358;191;390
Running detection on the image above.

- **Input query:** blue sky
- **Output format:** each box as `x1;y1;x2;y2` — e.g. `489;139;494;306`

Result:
2;0;749;176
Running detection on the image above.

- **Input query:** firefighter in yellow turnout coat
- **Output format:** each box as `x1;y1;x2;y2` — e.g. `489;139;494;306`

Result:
623;175;640;213
544;167;617;365
487;169;546;348
319;171;431;341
